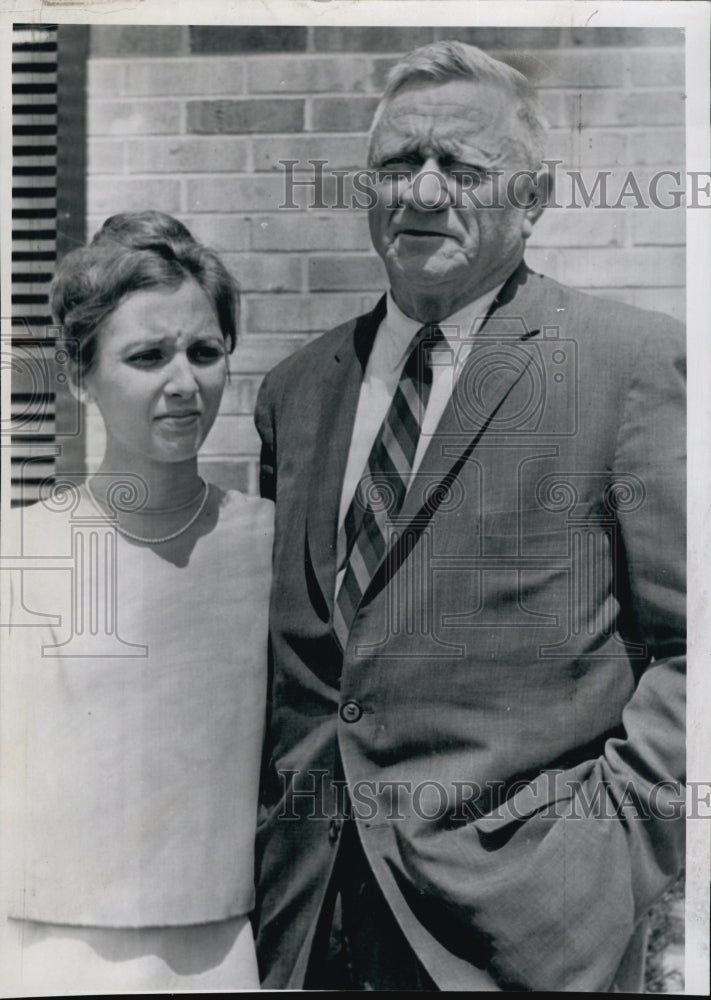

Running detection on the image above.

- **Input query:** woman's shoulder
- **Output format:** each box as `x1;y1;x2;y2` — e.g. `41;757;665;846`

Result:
215;487;274;531
207;489;273;577
218;486;273;513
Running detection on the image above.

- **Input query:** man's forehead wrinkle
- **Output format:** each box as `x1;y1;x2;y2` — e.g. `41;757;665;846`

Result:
377;121;513;171
385;102;502;135
459;135;522;168
379;98;516;144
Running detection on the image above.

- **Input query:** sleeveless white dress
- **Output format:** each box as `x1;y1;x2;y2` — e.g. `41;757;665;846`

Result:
0;486;273;993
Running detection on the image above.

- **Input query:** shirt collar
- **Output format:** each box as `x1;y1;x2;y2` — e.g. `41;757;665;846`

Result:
383;283;505;371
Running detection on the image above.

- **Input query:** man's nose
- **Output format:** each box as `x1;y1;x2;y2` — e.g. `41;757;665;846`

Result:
164;354;199;396
402;159;450;211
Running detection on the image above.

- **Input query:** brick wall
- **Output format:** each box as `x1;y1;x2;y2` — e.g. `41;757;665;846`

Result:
84;25;685;490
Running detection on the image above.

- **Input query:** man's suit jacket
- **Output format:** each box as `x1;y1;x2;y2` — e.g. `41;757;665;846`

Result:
253;262;686;991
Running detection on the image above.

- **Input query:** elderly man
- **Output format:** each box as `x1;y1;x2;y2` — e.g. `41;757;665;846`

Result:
253;41;685;991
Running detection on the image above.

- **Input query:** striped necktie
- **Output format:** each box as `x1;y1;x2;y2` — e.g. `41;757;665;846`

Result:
333;324;443;651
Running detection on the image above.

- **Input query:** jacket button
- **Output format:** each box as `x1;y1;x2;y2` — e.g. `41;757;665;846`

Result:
340;699;363;723
328;819;342;845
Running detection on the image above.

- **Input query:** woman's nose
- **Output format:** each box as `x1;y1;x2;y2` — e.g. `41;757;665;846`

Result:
402;160;450;211
164;355;199;396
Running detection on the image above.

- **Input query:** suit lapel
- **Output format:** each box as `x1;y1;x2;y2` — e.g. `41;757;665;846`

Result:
309;264;554;618
305;296;387;617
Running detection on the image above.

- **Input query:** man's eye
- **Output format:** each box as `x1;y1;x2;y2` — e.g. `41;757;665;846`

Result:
127;349;164;366
450;168;484;187
188;343;225;364
377;158;418;180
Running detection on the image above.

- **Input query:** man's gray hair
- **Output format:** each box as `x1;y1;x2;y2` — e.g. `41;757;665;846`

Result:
367;40;547;169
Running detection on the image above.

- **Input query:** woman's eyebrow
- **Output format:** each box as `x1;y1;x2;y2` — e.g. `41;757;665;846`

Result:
120;328;223;351
120;335;170;350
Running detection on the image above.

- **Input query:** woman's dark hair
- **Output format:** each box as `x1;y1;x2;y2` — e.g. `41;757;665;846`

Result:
50;211;240;378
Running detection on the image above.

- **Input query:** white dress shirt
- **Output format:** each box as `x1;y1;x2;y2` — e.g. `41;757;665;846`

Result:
335;284;503;592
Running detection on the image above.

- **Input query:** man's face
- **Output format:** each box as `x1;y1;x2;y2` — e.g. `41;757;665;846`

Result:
368;77;542;318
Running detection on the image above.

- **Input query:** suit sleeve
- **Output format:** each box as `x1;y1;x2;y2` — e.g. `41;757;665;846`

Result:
400;317;686;991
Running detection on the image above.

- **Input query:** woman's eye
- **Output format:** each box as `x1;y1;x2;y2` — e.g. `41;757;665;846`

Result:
188;343;225;364
127;348;164;366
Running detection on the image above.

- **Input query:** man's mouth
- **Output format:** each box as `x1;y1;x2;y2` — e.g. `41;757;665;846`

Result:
396;228;452;239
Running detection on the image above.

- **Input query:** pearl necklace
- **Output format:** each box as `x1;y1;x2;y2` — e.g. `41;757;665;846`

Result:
85;477;210;544
136;480;208;514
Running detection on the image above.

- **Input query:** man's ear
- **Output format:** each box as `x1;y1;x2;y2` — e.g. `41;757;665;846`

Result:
522;167;554;238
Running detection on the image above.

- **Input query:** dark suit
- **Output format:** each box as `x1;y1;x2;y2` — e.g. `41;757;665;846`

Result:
253;263;685;991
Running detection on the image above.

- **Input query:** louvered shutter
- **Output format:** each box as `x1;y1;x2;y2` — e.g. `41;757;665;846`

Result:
10;24;87;506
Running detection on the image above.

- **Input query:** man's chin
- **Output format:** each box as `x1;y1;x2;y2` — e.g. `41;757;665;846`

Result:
384;234;463;264
390;259;467;291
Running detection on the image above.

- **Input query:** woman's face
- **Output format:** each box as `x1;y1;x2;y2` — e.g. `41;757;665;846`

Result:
84;278;228;466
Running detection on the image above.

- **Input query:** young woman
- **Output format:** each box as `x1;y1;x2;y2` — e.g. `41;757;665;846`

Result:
2;212;273;992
